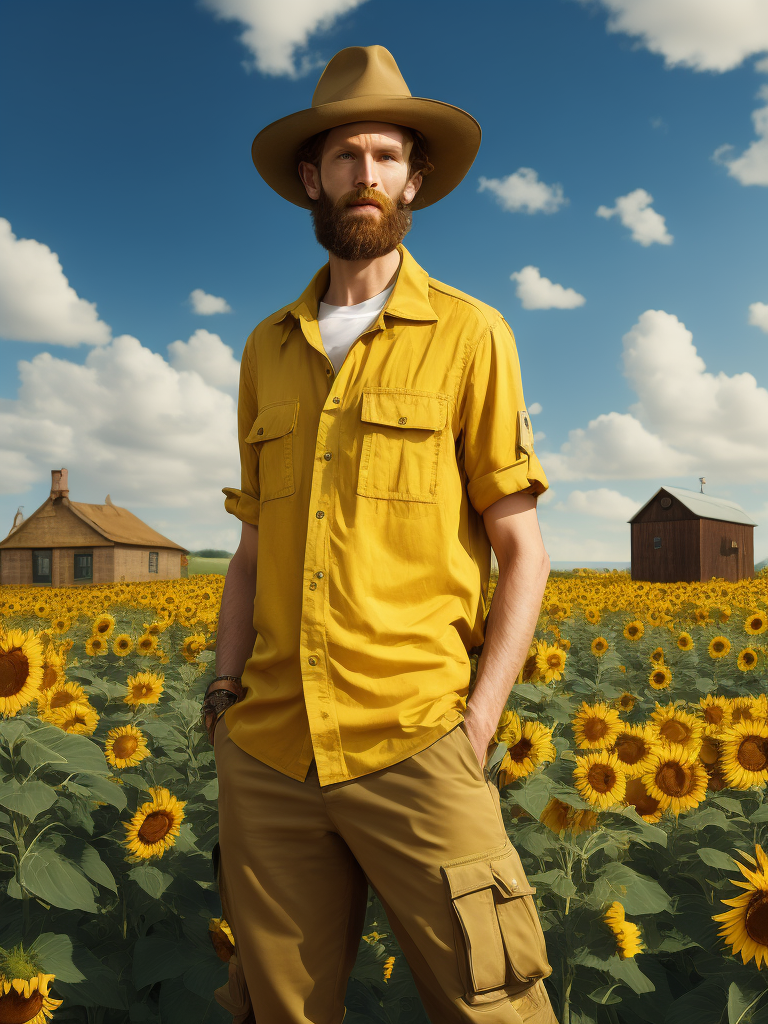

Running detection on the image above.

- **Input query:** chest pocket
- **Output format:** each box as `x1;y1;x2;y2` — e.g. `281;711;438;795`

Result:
245;400;298;502
357;388;449;503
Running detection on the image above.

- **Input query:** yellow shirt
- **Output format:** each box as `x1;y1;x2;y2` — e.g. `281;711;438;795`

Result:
222;244;548;785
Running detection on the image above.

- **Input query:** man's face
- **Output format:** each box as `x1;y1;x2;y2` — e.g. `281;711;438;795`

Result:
299;122;423;262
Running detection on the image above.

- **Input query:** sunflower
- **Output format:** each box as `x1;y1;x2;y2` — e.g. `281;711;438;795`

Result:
650;703;703;757
612;724;659;780
720;720;768;790
112;634;134;657
124;671;164;707
49;700;99;736
0;629;44;718
38;651;65;692
694;606;711;624
713;844;768;968
737;648;759;673
84;634;108;657
180;634;207;663
699;695;732;737
648;666;672;691
498;722;556;784
105;724;151;768
677;632;694;651
493;709;521;747
0;969;63;1024
647;608;666;628
92;614;116;638
623;620;644;642
208;918;235;962
699;736;720;767
623;777;664;823
573;750;626;810
383;956;396;982
590;636;609;657
572;701;623;750
135;633;158;656
33;602;50;619
744;611;768;636
642;743;707;816
540;798;598;837
604;901;644;959
584;606;601;625
50;615;71;635
122;786;186;860
534;645;567;684
143;620;169;637
37;680;88;720
731;695;768;725
616;691;637;713
708;636;731;659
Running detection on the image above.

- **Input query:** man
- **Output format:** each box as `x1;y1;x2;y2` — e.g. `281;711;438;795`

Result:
203;45;556;1024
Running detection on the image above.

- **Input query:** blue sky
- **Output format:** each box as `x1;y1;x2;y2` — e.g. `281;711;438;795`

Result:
1;0;767;563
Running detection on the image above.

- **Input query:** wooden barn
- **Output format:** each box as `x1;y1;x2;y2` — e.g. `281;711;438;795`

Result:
629;485;756;583
0;469;187;586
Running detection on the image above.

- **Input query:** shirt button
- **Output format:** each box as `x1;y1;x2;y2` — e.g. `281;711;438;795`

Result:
324;452;332;460
398;416;407;425
326;368;332;375
315;571;324;578
315;510;324;519
309;581;317;590
308;656;317;666
332;397;340;404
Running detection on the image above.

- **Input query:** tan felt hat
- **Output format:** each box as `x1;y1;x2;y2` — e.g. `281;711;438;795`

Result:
252;45;481;211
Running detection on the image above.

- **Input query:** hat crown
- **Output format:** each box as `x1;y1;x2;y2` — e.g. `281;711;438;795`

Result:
312;45;412;107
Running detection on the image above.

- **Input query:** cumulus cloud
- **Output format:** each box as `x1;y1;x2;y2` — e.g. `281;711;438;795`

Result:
478;169;567;214
714;84;768;187
167;329;240;394
749;302;768;333
560;488;641;521
541;309;768;483
190;288;232;315
200;0;370;77
596;189;673;246
0;219;111;346
529;402;543;415
578;0;768;73
510;266;585;311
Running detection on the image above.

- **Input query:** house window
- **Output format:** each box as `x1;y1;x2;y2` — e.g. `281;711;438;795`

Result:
74;550;93;581
654;536;662;549
148;551;159;574
33;549;52;584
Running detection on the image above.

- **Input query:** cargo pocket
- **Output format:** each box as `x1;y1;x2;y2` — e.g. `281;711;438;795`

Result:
357;387;448;503
441;844;552;1004
245;400;298;502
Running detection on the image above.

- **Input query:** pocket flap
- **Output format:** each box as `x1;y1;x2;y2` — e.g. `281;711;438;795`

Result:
443;846;536;899
245;401;298;443
361;389;448;431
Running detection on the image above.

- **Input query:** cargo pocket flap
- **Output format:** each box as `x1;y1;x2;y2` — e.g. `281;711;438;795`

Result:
443;847;535;899
245;401;298;443
490;847;537;898
361;389;448;431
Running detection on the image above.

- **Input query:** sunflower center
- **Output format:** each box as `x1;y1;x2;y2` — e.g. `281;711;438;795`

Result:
509;739;532;763
96;621;111;634
0;650;29;698
699;739;719;765
750;618;763;631
704;706;724;725
583;719;609;742
738;737;768;772
614;736;646;765
620;695;634;709
657;762;693;797
743;652;757;667
0;989;45;1024
113;735;139;758
587;764;616;793
652;671;667;685
624;779;660;816
41;665;58;690
138;810;174;844
745;892;768;946
660;721;690;745
627;626;639;637
50;690;76;709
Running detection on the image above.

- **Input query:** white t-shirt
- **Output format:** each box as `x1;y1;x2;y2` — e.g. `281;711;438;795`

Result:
317;281;396;374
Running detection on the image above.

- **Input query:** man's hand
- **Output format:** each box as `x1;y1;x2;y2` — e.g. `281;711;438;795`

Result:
204;679;244;745
462;706;498;771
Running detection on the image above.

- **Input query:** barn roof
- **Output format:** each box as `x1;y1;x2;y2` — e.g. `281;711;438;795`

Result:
69;502;187;550
629;486;757;526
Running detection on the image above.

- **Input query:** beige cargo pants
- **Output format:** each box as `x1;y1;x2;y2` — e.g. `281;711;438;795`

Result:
212;715;557;1024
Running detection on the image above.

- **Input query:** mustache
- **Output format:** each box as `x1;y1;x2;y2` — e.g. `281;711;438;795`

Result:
338;187;394;212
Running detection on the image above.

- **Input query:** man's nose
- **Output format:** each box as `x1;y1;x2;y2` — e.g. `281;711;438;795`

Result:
355;154;378;190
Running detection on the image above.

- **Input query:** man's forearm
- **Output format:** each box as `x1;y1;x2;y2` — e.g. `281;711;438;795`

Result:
464;546;550;736
215;550;258;681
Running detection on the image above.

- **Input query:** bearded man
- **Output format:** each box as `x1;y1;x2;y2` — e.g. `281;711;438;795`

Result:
202;45;556;1024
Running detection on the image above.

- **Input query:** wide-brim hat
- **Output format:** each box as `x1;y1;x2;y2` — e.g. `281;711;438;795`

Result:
252;45;481;211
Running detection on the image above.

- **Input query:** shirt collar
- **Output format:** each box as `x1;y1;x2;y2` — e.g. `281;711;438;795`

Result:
272;244;438;343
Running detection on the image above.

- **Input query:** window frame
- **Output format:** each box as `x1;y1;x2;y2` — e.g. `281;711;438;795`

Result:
148;551;159;574
32;549;53;584
73;549;93;582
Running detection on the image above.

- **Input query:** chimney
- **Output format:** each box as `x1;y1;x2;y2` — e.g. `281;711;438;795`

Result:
50;468;70;501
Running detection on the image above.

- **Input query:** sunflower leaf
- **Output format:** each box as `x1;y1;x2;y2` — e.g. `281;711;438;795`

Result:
0;719;30;749
594;863;671;915
20;846;98;911
75;773;128;811
697;848;737;871
18;736;68;774
606;956;655;994
132;936;187;989
129;864;174;899
664;982;727;1024
23;727;109;776
0;779;57;820
31;932;86;983
79;845;118;892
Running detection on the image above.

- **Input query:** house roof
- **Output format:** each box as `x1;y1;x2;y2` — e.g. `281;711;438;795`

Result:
69;502;187;550
629;486;757;526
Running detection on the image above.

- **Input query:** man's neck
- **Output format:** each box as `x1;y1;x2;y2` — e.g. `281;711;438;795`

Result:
322;248;401;307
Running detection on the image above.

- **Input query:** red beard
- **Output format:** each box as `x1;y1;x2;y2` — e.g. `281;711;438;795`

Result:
311;185;412;261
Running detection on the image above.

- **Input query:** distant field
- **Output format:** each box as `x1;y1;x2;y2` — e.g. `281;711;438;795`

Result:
188;556;231;576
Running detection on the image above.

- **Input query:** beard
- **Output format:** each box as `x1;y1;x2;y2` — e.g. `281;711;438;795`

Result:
311;184;413;261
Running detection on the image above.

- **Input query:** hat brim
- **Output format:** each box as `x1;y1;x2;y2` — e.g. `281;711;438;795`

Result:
251;96;481;211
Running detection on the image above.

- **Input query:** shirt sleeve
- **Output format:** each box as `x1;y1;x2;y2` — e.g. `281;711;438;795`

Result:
459;316;549;515
222;341;261;527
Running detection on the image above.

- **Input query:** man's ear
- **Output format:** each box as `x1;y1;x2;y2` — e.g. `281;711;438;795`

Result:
298;161;321;201
401;171;423;206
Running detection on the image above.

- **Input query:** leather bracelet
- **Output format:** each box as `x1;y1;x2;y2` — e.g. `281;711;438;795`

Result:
204;675;241;699
201;689;239;723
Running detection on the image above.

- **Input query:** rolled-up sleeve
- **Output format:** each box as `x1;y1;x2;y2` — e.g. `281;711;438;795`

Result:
460;317;549;515
222;339;261;527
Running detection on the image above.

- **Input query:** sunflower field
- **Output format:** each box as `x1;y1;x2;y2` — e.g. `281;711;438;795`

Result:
1;569;768;1024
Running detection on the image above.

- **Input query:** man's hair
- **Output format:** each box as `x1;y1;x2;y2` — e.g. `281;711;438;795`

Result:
296;126;433;185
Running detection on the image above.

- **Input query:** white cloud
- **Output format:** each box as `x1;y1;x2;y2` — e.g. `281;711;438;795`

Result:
579;0;768;73
596;188;673;246
190;288;232;315
167;329;240;395
200;0;370;77
560;488;640;521
0;219;111;347
528;402;543;415
541;309;768;483
510;266;585;311
478;169;567;215
714;84;768;187
749;301;768;333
